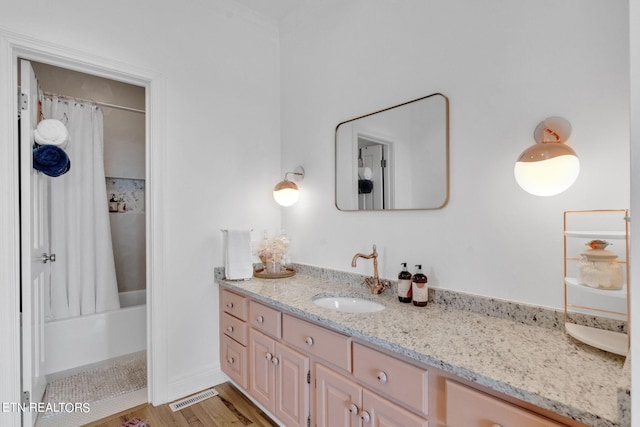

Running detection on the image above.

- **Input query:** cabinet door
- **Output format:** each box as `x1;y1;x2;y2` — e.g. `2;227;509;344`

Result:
249;329;276;412
363;389;428;427
275;343;310;427
221;335;248;389
315;364;361;427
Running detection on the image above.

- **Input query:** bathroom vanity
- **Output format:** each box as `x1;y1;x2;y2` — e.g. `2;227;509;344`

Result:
217;267;629;427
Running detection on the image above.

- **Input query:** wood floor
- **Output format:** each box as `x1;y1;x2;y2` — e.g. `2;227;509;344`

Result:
83;383;279;427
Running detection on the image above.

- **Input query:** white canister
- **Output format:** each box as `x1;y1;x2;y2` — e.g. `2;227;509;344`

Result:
577;240;623;290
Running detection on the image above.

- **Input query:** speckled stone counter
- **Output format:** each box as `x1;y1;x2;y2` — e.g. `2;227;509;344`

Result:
216;267;629;427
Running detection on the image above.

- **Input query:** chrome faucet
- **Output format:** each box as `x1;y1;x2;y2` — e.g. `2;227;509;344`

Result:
351;244;390;294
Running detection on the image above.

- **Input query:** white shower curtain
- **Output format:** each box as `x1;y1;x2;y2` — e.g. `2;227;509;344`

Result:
43;96;120;320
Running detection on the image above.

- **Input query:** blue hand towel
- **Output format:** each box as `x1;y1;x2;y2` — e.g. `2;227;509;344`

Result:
358;179;373;194
33;144;71;177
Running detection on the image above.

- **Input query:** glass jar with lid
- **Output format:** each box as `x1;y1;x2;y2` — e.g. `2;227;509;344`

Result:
577;240;623;290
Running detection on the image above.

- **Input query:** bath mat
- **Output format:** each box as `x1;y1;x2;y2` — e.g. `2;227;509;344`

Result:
116;417;149;427
40;353;146;419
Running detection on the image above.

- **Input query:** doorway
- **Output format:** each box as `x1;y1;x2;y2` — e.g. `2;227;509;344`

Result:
20;59;148;426
0;30;167;427
357;134;393;210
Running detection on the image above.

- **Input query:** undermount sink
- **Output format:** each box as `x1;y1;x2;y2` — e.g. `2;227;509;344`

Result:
312;295;385;313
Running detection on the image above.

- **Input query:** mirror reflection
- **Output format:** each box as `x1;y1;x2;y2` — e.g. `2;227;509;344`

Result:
335;93;449;211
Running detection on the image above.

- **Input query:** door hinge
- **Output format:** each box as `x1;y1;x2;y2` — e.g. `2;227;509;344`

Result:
307;414;311;427
20;93;28;111
380;159;387;168
22;391;30;406
307;370;311;384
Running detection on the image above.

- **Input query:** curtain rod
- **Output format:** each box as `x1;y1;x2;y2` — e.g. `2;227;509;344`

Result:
42;91;145;114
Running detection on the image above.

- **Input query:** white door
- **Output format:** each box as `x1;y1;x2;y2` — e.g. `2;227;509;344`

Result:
20;58;49;426
359;143;385;210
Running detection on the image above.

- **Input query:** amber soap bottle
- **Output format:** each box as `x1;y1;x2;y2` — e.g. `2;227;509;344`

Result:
397;262;412;303
411;265;428;307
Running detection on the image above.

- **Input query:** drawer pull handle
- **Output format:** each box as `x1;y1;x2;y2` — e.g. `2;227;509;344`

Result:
272;357;279;366
227;356;235;364
360;410;371;423
491;425;503;427
377;371;388;384
348;403;359;415
265;352;273;361
256;315;264;324
226;302;234;309
305;336;314;346
226;326;234;333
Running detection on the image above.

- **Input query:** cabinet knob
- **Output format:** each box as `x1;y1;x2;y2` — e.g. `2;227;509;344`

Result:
226;326;234;333
256;315;264;324
360;410;371;423
272;357;279;366
305;336;314;346
226;302;234;309
227;356;235;364
348;403;359;415
377;371;388;384
265;352;273;361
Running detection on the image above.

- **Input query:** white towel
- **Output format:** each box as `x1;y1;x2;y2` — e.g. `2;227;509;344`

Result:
34;119;69;148
224;229;253;280
358;167;372;180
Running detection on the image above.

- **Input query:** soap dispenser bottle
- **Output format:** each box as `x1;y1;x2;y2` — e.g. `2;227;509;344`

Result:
411;265;428;307
397;262;412;303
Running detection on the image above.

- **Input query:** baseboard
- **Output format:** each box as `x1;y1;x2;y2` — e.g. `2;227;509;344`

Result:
166;366;228;403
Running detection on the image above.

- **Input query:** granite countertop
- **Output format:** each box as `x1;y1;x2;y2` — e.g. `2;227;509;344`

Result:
217;269;628;427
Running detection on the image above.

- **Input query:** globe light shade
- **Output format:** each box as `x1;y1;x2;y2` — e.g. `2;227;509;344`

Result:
273;180;300;206
514;146;580;196
514;117;579;196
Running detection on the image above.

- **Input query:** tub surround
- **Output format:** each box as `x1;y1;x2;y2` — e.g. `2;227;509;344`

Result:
216;264;629;426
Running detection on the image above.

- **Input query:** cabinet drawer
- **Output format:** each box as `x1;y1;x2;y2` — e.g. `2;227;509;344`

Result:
221;289;248;321
222;312;248;346
445;380;565;427
282;314;351;371
249;300;282;339
221;335;248;389
353;342;428;417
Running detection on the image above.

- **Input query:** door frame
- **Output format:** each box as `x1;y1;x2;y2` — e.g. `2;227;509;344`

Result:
0;29;168;427
354;128;395;210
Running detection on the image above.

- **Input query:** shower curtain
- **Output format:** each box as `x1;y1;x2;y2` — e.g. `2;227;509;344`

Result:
43;96;120;320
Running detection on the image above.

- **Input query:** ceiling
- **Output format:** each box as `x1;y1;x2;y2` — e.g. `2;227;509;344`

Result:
231;0;301;22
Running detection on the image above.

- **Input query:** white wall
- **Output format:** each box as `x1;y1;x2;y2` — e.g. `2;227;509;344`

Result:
279;0;630;309
0;0;282;401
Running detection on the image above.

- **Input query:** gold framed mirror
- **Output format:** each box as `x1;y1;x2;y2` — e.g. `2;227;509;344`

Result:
335;93;449;211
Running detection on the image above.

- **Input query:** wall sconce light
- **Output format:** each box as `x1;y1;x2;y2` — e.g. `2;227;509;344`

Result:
273;166;305;206
514;116;580;196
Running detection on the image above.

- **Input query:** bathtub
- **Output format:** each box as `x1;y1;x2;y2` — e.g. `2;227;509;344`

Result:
44;290;147;375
